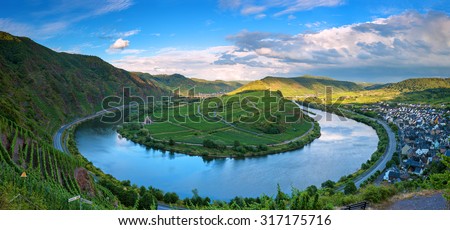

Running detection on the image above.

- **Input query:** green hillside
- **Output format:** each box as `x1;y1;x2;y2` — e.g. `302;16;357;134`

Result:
0;31;167;138
231;76;450;106
383;78;450;92
229;75;363;97
337;78;450;105
118;90;319;157
134;72;244;95
0;115;118;209
0;31;170;209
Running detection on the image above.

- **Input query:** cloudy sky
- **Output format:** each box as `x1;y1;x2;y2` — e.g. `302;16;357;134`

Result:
1;0;450;82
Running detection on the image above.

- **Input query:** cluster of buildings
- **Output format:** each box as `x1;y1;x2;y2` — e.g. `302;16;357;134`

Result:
361;103;450;183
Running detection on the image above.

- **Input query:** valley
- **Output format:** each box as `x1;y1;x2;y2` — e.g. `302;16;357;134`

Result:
0;31;449;210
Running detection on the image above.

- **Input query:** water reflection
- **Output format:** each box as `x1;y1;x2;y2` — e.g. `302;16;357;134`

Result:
75;108;378;200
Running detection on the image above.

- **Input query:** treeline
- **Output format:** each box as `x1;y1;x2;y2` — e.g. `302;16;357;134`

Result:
385;78;450;92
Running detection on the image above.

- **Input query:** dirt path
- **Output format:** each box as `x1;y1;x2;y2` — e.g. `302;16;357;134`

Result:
375;191;449;210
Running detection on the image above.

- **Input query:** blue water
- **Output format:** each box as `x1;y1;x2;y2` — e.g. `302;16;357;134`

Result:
75;108;378;200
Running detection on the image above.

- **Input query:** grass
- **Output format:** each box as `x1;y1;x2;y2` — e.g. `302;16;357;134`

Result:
119;91;317;157
147;91;313;146
144;122;190;133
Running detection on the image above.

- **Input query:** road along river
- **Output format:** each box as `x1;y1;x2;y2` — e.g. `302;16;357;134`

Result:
74;107;379;200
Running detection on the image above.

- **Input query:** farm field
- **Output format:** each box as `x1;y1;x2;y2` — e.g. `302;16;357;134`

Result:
143;91;313;146
118;91;320;157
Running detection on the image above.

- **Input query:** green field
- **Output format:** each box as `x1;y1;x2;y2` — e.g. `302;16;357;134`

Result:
147;91;311;145
119;91;317;157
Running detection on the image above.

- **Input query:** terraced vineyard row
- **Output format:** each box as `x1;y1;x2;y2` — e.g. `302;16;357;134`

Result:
0;115;116;209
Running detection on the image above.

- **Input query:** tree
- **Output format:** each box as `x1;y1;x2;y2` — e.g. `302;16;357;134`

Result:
321;180;336;189
138;191;157;210
163;192;179;204
306;185;318;197
233;140;240;148
344;181;357;195
148;186;164;200
138;128;149;136
386;159;396;169
120;189;139;207
121;180;131;187
139;186;147;196
168;138;175;146
275;184;288;210
258;144;268;151
203;139;216;149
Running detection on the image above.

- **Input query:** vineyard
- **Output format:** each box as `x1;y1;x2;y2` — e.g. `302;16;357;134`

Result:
0;115;116;209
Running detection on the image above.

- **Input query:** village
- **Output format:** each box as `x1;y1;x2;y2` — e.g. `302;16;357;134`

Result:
360;103;450;183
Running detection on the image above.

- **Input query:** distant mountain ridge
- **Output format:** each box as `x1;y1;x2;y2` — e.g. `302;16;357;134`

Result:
134;72;244;95
229;75;363;97
230;75;450;97
382;78;450;92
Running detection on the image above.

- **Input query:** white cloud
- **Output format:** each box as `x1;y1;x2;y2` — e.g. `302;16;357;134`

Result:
0;18;69;39
241;5;266;15
219;0;343;17
113;11;450;81
274;0;344;16
0;19;33;37
288;15;296;20
56;43;104;54
96;29;141;40
227;11;450;70
121;49;146;54
1;0;134;39
111;46;291;81
109;38;130;50
218;0;242;10
95;0;134;15
304;21;323;28
255;14;267;20
122;29;140;37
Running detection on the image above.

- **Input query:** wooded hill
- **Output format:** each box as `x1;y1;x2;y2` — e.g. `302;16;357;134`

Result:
229;75;364;97
0;31;168;138
134;72;244;96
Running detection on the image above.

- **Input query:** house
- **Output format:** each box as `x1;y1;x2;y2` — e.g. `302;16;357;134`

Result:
143;116;153;125
401;145;412;156
416;148;429;156
404;158;424;175
383;167;401;182
413;167;423;175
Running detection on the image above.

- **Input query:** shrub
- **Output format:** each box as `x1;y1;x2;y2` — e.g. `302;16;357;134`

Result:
362;185;396;203
344;181;357;195
138;128;149;136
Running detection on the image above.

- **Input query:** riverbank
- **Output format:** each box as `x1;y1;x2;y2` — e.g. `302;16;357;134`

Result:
116;119;320;158
301;103;393;189
69;104;379;201
54;100;447;210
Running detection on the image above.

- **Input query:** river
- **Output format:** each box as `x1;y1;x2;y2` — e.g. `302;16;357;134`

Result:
75;107;378;200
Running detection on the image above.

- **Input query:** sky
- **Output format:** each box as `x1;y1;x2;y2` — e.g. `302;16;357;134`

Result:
1;0;450;83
